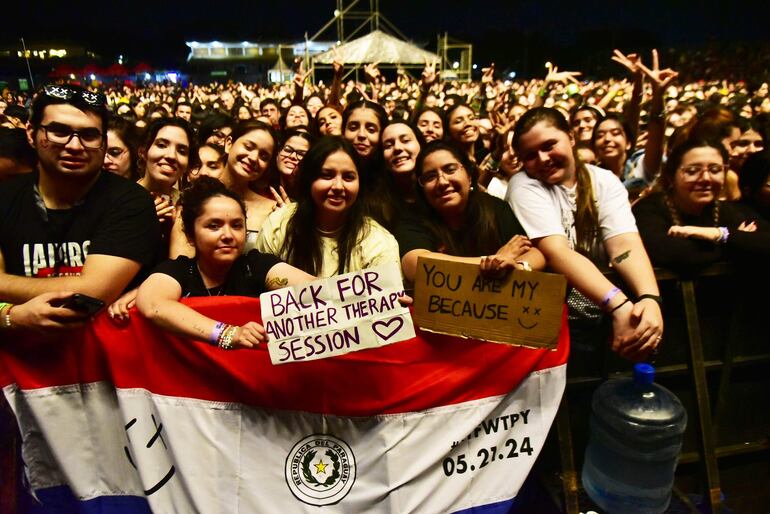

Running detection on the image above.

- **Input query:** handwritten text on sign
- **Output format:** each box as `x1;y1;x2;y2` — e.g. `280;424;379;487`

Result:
261;264;415;364
413;257;566;349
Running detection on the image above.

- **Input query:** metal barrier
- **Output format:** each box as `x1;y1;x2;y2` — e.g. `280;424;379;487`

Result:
556;263;770;514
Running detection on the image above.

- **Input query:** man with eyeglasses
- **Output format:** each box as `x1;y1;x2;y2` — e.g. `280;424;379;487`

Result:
0;84;160;332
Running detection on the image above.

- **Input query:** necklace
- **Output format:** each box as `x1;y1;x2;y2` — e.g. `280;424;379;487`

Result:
196;263;225;296
317;226;342;237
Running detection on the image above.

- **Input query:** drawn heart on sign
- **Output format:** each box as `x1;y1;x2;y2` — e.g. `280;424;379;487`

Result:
372;317;404;341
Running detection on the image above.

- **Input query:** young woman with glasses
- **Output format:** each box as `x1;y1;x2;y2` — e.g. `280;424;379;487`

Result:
395;141;544;286
273;128;314;203
633;139;770;271
104;116;139;181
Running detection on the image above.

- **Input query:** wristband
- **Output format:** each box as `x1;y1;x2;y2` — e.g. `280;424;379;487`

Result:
718;227;729;244
637;294;662;307
210;321;226;345
602;287;621;308
610;298;631;313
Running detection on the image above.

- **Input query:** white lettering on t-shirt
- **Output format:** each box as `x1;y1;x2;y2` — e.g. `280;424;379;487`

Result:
21;240;91;277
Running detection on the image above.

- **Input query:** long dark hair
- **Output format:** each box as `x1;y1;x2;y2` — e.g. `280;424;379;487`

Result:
376;120;426;230
513;107;599;255
413;141;504;256
342;100;390;226
280;136;367;275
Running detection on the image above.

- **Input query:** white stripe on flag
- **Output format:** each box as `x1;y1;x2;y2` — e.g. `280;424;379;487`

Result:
4;364;565;513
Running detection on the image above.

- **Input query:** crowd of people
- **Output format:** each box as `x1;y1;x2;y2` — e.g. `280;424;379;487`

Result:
2;48;770;362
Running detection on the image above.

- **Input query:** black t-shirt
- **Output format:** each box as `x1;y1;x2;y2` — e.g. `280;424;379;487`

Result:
395;194;525;257
0;171;160;283
633;191;770;272
151;251;282;297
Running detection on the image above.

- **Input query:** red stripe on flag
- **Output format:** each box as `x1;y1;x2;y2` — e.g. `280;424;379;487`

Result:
0;297;568;416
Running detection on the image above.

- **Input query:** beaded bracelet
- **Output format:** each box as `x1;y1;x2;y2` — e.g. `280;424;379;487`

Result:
1;305;13;330
218;325;238;350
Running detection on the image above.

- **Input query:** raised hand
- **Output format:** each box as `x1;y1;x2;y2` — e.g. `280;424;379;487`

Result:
421;59;437;89
611;49;642;76
270;185;291;210
545;63;582;84
481;63;495;84
293;58;306;88
363;62;381;83
637;49;679;92
331;47;344;77
544;62;581;85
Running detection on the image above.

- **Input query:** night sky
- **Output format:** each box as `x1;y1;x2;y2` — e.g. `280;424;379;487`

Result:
3;1;768;75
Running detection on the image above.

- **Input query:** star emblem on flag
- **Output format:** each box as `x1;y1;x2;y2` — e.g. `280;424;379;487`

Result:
314;460;328;474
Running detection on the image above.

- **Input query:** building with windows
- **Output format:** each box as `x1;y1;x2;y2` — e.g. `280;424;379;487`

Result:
185;40;335;83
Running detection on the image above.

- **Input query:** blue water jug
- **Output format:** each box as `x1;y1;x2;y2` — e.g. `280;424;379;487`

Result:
581;363;687;513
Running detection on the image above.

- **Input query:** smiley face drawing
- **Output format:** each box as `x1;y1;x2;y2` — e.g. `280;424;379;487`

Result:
517;304;541;330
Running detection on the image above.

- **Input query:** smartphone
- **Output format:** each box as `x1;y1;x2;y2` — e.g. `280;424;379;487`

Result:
60;293;105;316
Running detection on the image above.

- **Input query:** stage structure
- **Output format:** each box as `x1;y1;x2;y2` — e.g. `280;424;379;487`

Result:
308;0;442;82
437;32;473;83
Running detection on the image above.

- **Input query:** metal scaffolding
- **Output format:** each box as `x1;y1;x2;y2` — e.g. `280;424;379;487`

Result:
437;32;473;83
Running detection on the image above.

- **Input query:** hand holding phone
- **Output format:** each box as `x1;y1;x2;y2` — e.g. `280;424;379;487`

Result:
60;293;105;316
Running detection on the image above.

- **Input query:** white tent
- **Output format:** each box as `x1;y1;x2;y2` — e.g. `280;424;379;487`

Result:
312;30;439;65
268;56;294;83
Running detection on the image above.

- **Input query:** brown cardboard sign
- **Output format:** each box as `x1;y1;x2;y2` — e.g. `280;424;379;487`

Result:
413;256;567;349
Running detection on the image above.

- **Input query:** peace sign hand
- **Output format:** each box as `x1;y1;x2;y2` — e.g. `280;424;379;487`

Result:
611;49;643;77
637;49;679;92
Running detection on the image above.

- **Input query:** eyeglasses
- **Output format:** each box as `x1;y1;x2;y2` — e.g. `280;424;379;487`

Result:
40;123;104;149
418;163;463;187
106;147;127;159
679;164;727;179
42;84;106;107
280;145;307;159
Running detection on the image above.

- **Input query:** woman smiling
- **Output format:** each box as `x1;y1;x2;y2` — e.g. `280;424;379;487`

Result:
255;136;400;278
507;107;662;361
396;141;544;286
137;177;313;349
633;139;770;271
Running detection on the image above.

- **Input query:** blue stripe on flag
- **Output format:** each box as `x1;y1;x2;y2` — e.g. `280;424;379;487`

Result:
453;497;518;514
22;486;152;514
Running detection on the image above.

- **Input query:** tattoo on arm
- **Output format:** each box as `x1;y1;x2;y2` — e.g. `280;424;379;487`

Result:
613;250;631;265
266;277;289;290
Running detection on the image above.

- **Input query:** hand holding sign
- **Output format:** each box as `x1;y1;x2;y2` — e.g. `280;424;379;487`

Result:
413;257;566;349
260;264;415;364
